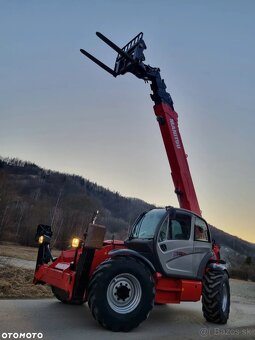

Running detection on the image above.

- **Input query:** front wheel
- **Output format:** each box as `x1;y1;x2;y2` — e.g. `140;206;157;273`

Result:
88;256;155;332
202;270;230;324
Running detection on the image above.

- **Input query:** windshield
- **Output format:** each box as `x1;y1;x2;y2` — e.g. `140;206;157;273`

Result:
131;209;166;239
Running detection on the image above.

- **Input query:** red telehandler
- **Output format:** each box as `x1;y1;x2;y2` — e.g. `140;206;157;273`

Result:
34;32;230;331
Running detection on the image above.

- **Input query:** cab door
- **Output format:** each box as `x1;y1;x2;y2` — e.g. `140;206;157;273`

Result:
192;216;212;276
156;212;195;278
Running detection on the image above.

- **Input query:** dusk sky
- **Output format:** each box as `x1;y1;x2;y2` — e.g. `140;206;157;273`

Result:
1;1;255;242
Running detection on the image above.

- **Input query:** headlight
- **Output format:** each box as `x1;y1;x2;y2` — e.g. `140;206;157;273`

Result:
38;234;51;244
71;237;80;248
38;235;44;244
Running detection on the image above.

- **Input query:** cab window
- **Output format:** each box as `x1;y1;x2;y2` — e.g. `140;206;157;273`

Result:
158;213;191;241
194;217;209;242
132;209;165;239
169;214;191;240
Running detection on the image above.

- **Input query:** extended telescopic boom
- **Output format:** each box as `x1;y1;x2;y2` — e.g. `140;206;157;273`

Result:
80;32;201;216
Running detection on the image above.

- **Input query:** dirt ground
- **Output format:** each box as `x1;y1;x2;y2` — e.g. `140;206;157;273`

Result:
0;243;56;298
0;265;53;298
229;278;255;304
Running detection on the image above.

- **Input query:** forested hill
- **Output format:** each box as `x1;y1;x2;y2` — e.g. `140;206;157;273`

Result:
0;157;154;248
0;157;254;260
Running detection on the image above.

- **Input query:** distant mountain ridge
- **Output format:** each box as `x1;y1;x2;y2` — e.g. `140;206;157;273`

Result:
209;225;255;257
0;157;254;267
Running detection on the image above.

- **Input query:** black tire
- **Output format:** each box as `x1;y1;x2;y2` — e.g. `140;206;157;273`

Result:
202;270;230;324
155;302;166;305
51;286;85;305
88;256;155;332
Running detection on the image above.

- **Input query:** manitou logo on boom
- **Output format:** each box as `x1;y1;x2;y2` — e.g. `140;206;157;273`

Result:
169;118;181;149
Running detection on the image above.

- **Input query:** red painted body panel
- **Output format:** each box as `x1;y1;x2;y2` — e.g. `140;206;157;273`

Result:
34;242;126;300
34;248;76;298
181;280;202;301
154;103;201;216
34;262;75;299
154;273;202;304
87;244;126;277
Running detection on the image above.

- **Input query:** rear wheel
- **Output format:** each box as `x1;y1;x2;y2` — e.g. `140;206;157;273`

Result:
88;256;155;331
51;286;85;305
202;270;230;324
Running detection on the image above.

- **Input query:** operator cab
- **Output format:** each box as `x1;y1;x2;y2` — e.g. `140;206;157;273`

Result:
125;207;212;279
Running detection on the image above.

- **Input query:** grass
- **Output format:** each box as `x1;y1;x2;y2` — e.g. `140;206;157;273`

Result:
0;264;53;298
0;243;60;298
0;243;60;261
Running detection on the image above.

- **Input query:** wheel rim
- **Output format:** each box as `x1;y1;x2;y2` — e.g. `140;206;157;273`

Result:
107;273;142;314
222;283;228;312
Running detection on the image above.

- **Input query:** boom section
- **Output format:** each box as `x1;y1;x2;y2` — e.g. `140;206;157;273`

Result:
80;32;201;215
